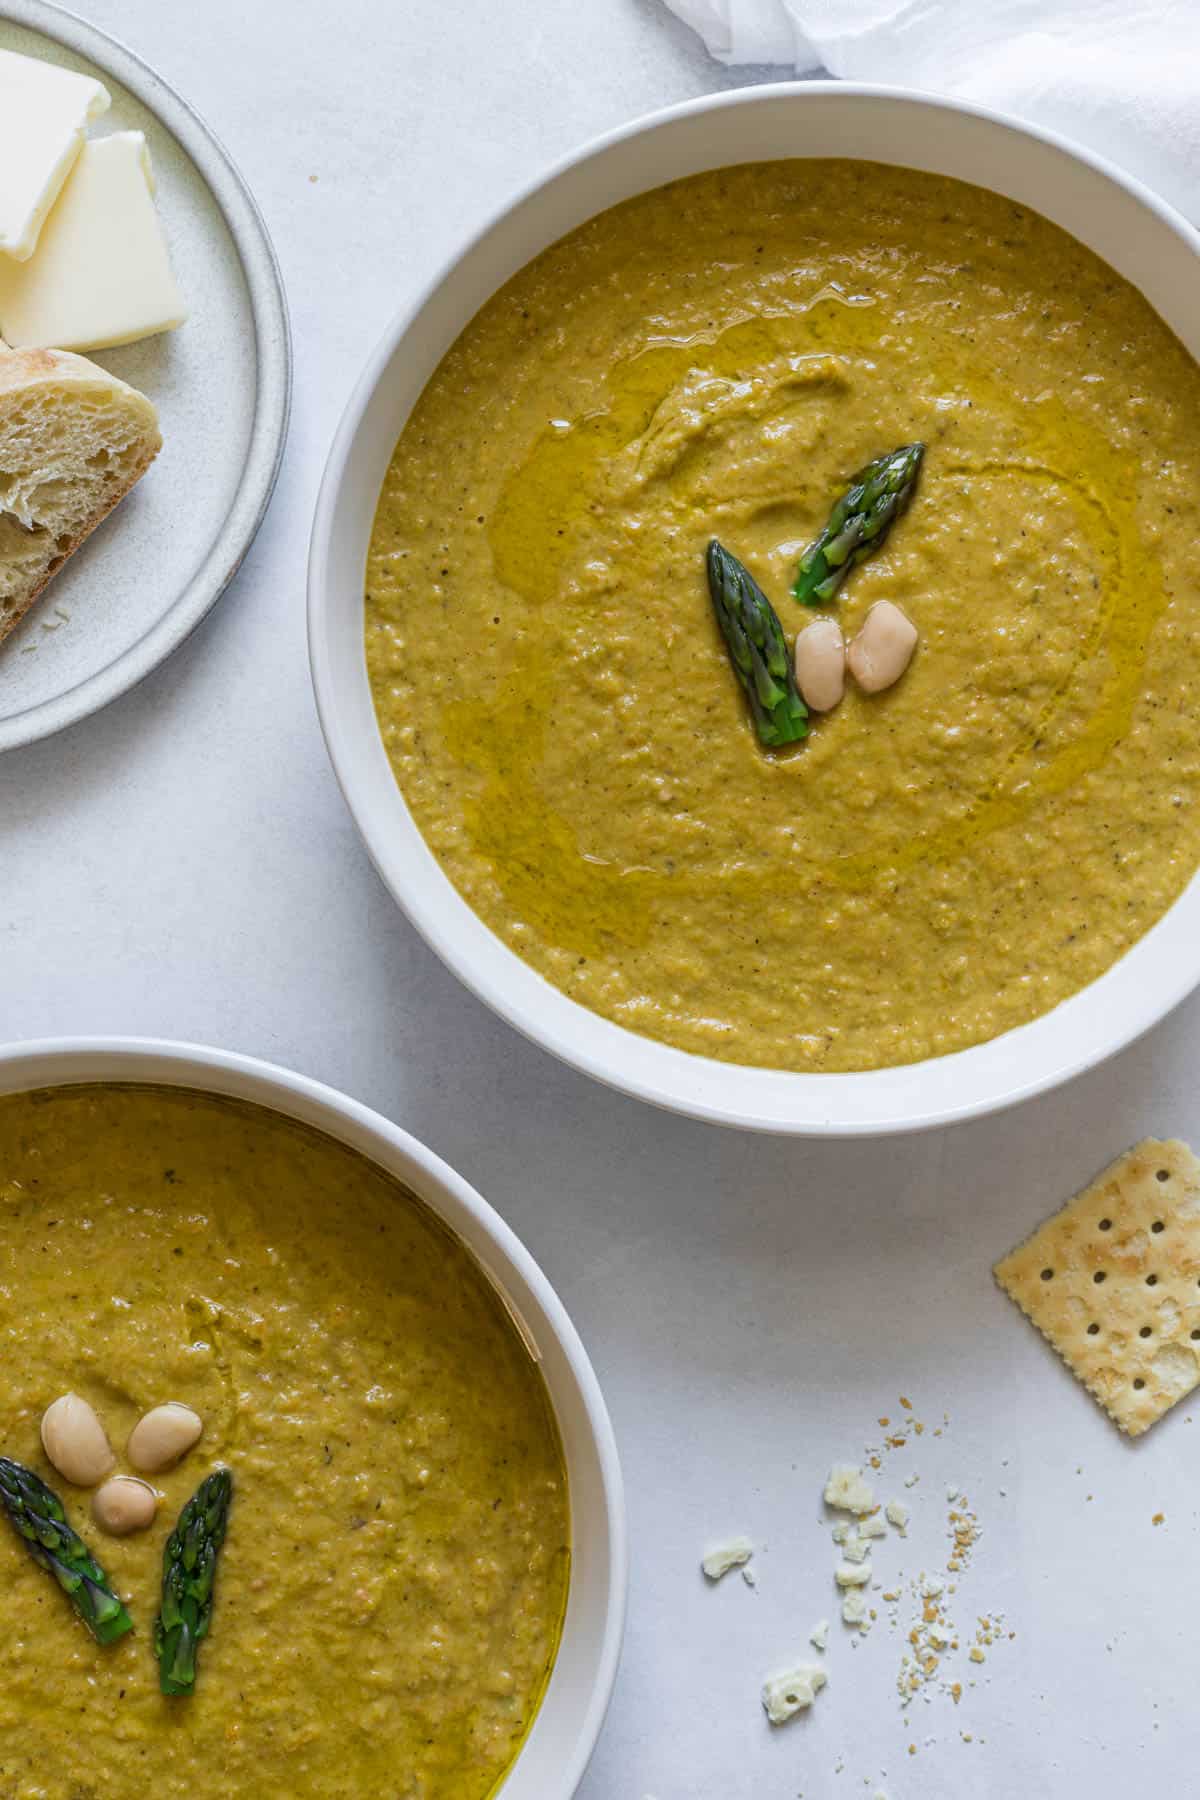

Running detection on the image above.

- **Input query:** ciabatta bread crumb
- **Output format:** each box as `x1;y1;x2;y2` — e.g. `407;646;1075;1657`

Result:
0;344;161;644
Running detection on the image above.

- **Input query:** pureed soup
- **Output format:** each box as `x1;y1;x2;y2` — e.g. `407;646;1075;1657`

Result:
365;159;1200;1073
0;1085;569;1799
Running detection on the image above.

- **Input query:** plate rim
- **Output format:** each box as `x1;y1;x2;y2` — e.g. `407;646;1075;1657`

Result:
0;0;292;752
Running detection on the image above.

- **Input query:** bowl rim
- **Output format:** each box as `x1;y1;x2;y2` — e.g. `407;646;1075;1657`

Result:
0;1034;627;1797
309;80;1200;1137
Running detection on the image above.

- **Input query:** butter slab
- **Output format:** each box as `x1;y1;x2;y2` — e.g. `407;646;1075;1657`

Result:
0;131;186;351
0;49;109;262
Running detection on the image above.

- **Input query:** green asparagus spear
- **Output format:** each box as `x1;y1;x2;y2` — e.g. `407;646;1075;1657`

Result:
793;442;925;606
706;539;809;748
154;1468;233;1696
0;1456;133;1645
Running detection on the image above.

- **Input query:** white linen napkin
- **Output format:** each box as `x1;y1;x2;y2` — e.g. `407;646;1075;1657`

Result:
661;0;1200;221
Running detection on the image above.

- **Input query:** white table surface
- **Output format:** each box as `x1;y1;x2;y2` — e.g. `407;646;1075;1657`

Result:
4;3;1199;1795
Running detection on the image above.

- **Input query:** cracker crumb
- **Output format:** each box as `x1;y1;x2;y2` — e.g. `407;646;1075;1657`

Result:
761;1661;827;1725
836;1560;873;1588
701;1536;754;1581
825;1465;876;1515
842;1589;868;1628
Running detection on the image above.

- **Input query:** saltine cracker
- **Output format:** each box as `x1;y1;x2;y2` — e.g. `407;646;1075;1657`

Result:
994;1138;1200;1436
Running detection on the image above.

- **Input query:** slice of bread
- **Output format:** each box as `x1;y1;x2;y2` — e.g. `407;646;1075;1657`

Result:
0;344;161;645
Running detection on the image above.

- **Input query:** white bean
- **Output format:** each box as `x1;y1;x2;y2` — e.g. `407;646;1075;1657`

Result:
793;617;846;712
40;1393;116;1488
127;1403;204;1473
846;600;918;694
92;1476;157;1536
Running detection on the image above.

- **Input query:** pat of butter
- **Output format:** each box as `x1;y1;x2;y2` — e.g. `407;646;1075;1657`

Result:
0;49;109;263
0;131;186;352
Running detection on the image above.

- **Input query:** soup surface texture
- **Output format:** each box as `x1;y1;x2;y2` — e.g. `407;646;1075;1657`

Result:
0;1085;568;1800
366;159;1200;1072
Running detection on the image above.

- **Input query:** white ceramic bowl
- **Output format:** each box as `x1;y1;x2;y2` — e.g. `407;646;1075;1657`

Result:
0;1038;625;1799
309;83;1200;1136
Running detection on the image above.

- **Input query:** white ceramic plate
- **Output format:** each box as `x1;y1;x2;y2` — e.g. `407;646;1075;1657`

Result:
309;84;1200;1137
0;0;290;751
0;1036;626;1798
